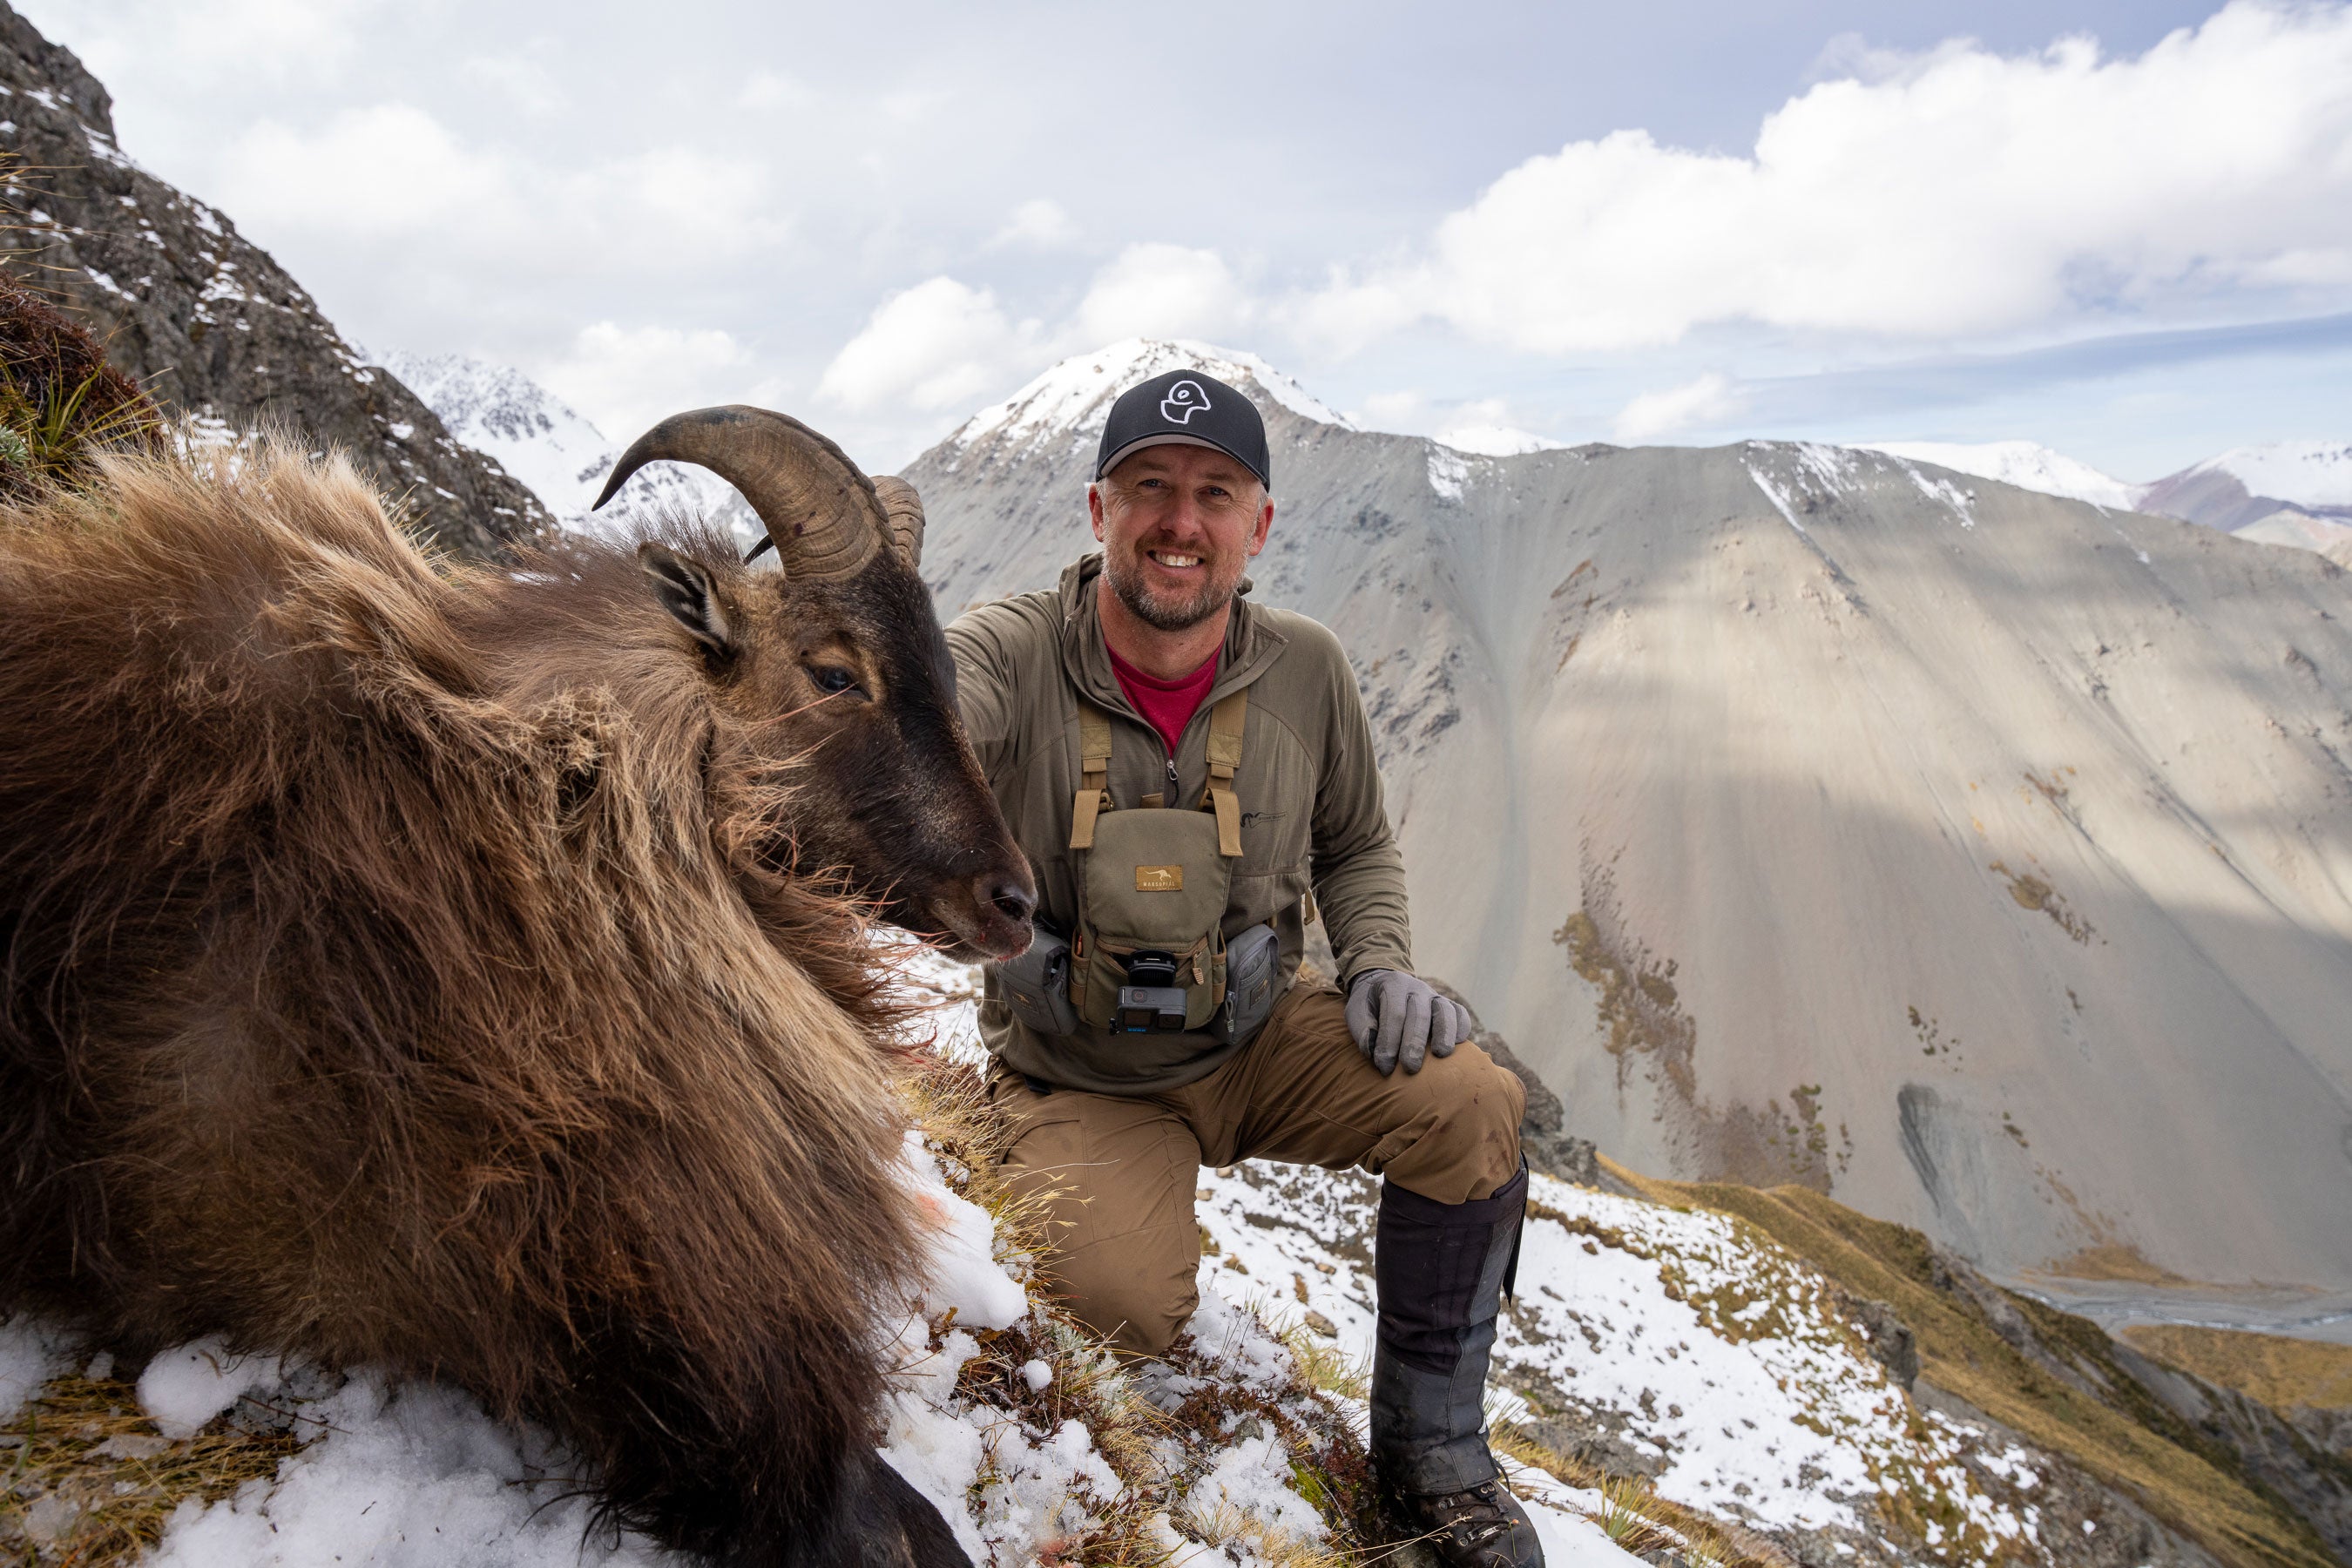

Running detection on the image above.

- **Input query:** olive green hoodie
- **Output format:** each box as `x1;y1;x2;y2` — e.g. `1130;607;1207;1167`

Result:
946;553;1413;1093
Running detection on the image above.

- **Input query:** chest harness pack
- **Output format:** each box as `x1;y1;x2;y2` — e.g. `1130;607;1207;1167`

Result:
995;688;1282;1049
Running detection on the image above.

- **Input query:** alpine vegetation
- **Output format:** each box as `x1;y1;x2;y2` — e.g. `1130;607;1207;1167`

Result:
0;413;1035;1567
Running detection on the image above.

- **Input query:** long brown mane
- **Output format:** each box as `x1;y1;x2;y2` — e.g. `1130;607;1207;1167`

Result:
0;444;936;1559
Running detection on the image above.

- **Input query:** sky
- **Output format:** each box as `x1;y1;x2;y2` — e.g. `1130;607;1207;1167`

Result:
24;0;2352;479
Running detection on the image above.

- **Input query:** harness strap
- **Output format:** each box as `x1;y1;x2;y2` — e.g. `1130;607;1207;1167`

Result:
1200;688;1249;858
1069;702;1114;849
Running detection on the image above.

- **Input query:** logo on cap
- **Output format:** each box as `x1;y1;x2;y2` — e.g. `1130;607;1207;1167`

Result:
1159;380;1211;424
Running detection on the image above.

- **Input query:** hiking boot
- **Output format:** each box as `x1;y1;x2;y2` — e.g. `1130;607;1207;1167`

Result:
1398;1478;1544;1568
1369;1161;1540;1565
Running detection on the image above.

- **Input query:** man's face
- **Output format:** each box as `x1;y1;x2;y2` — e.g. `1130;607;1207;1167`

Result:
1088;444;1274;632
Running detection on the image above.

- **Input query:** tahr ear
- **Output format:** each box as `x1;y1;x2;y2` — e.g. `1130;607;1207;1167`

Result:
638;544;733;654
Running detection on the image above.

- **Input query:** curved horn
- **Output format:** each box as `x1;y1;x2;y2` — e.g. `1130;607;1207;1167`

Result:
592;405;884;579
870;476;924;571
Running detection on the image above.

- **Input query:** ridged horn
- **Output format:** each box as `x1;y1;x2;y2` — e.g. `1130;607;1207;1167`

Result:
871;476;924;571
592;405;884;579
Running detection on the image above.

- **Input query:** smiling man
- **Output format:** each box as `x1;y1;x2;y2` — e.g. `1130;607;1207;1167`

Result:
946;368;1542;1566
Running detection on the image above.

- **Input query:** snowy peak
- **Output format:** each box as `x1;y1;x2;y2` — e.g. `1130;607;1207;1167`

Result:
2182;439;2352;510
376;351;618;516
375;350;756;545
949;339;1352;462
2138;438;2352;533
1859;441;2144;511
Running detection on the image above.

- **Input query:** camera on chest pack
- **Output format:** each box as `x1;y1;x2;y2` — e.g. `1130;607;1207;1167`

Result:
991;687;1287;1051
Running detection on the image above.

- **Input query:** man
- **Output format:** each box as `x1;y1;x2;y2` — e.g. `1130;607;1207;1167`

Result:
947;368;1542;1568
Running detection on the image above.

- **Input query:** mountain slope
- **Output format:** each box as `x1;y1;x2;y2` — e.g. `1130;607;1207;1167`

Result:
907;342;2352;1303
0;5;549;558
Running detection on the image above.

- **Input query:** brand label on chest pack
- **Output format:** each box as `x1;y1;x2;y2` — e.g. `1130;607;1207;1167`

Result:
1134;865;1184;892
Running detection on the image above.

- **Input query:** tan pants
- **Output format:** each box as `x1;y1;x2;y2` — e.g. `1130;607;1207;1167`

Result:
989;982;1525;1355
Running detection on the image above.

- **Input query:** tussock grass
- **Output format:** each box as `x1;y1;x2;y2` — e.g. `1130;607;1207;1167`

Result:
0;1371;307;1565
2120;1325;2352;1413
1491;1420;1789;1568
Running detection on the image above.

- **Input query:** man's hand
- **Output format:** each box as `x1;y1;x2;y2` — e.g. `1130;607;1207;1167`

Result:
1345;970;1472;1076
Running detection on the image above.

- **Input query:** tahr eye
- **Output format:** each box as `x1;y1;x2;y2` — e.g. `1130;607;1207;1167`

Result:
810;666;862;697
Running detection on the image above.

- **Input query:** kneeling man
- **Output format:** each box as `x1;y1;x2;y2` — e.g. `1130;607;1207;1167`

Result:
948;368;1541;1568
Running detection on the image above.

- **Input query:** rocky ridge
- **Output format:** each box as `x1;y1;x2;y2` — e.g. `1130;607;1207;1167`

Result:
0;5;549;558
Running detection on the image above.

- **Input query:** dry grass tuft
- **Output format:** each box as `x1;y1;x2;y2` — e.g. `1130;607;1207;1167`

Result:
0;1370;312;1565
1492;1419;1789;1568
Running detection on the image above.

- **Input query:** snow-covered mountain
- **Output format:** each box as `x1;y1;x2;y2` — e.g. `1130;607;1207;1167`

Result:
909;341;2352;1308
2138;439;2352;535
1858;441;2144;511
374;350;758;549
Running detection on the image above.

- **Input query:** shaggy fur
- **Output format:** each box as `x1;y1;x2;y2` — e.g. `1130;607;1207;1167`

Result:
0;445;1011;1565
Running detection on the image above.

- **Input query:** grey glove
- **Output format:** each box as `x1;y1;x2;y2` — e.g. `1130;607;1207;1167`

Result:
1344;969;1471;1076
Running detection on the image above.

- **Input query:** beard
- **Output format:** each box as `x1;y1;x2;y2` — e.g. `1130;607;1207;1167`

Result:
1101;541;1246;632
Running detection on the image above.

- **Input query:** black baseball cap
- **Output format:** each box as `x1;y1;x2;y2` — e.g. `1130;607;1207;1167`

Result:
1094;369;1271;491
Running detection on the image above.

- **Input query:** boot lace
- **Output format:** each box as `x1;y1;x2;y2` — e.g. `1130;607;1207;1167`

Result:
1409;1480;1535;1566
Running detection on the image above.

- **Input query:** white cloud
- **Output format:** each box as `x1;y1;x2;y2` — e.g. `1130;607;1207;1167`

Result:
216;105;504;238
542;322;781;444
1072;243;1250;347
818;244;1254;420
1612;373;1744;443
211;105;785;267
1317;1;2352;353
988;198;1082;251
737;69;814;112
459;56;566;117
816;278;1039;414
60;0;382;85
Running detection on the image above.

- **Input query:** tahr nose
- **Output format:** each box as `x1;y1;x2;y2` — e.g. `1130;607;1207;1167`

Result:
977;871;1037;928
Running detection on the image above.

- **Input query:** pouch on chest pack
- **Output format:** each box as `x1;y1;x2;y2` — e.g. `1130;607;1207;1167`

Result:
997;687;1280;1046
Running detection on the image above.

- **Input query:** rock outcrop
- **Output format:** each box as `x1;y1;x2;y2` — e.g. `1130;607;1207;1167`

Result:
0;5;549;557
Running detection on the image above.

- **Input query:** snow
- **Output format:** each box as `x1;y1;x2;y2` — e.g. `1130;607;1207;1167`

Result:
1429;444;1474;500
949;339;1353;467
1746;461;1808;535
1;1315;72;1420
139;1338;286;1439
1192;1157;2051;1553
144;1376;671;1568
1862;441;2142;511
2190;439;2352;508
1181;1430;1325;1542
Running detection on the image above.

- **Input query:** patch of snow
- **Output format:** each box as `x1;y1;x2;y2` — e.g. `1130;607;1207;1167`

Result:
139;1338;285;1439
1746;461;1807;536
1181;1429;1325;1545
1428;445;1473;501
1;1315;73;1420
1882;456;1979;528
145;1375;666;1568
1862;440;2143;511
